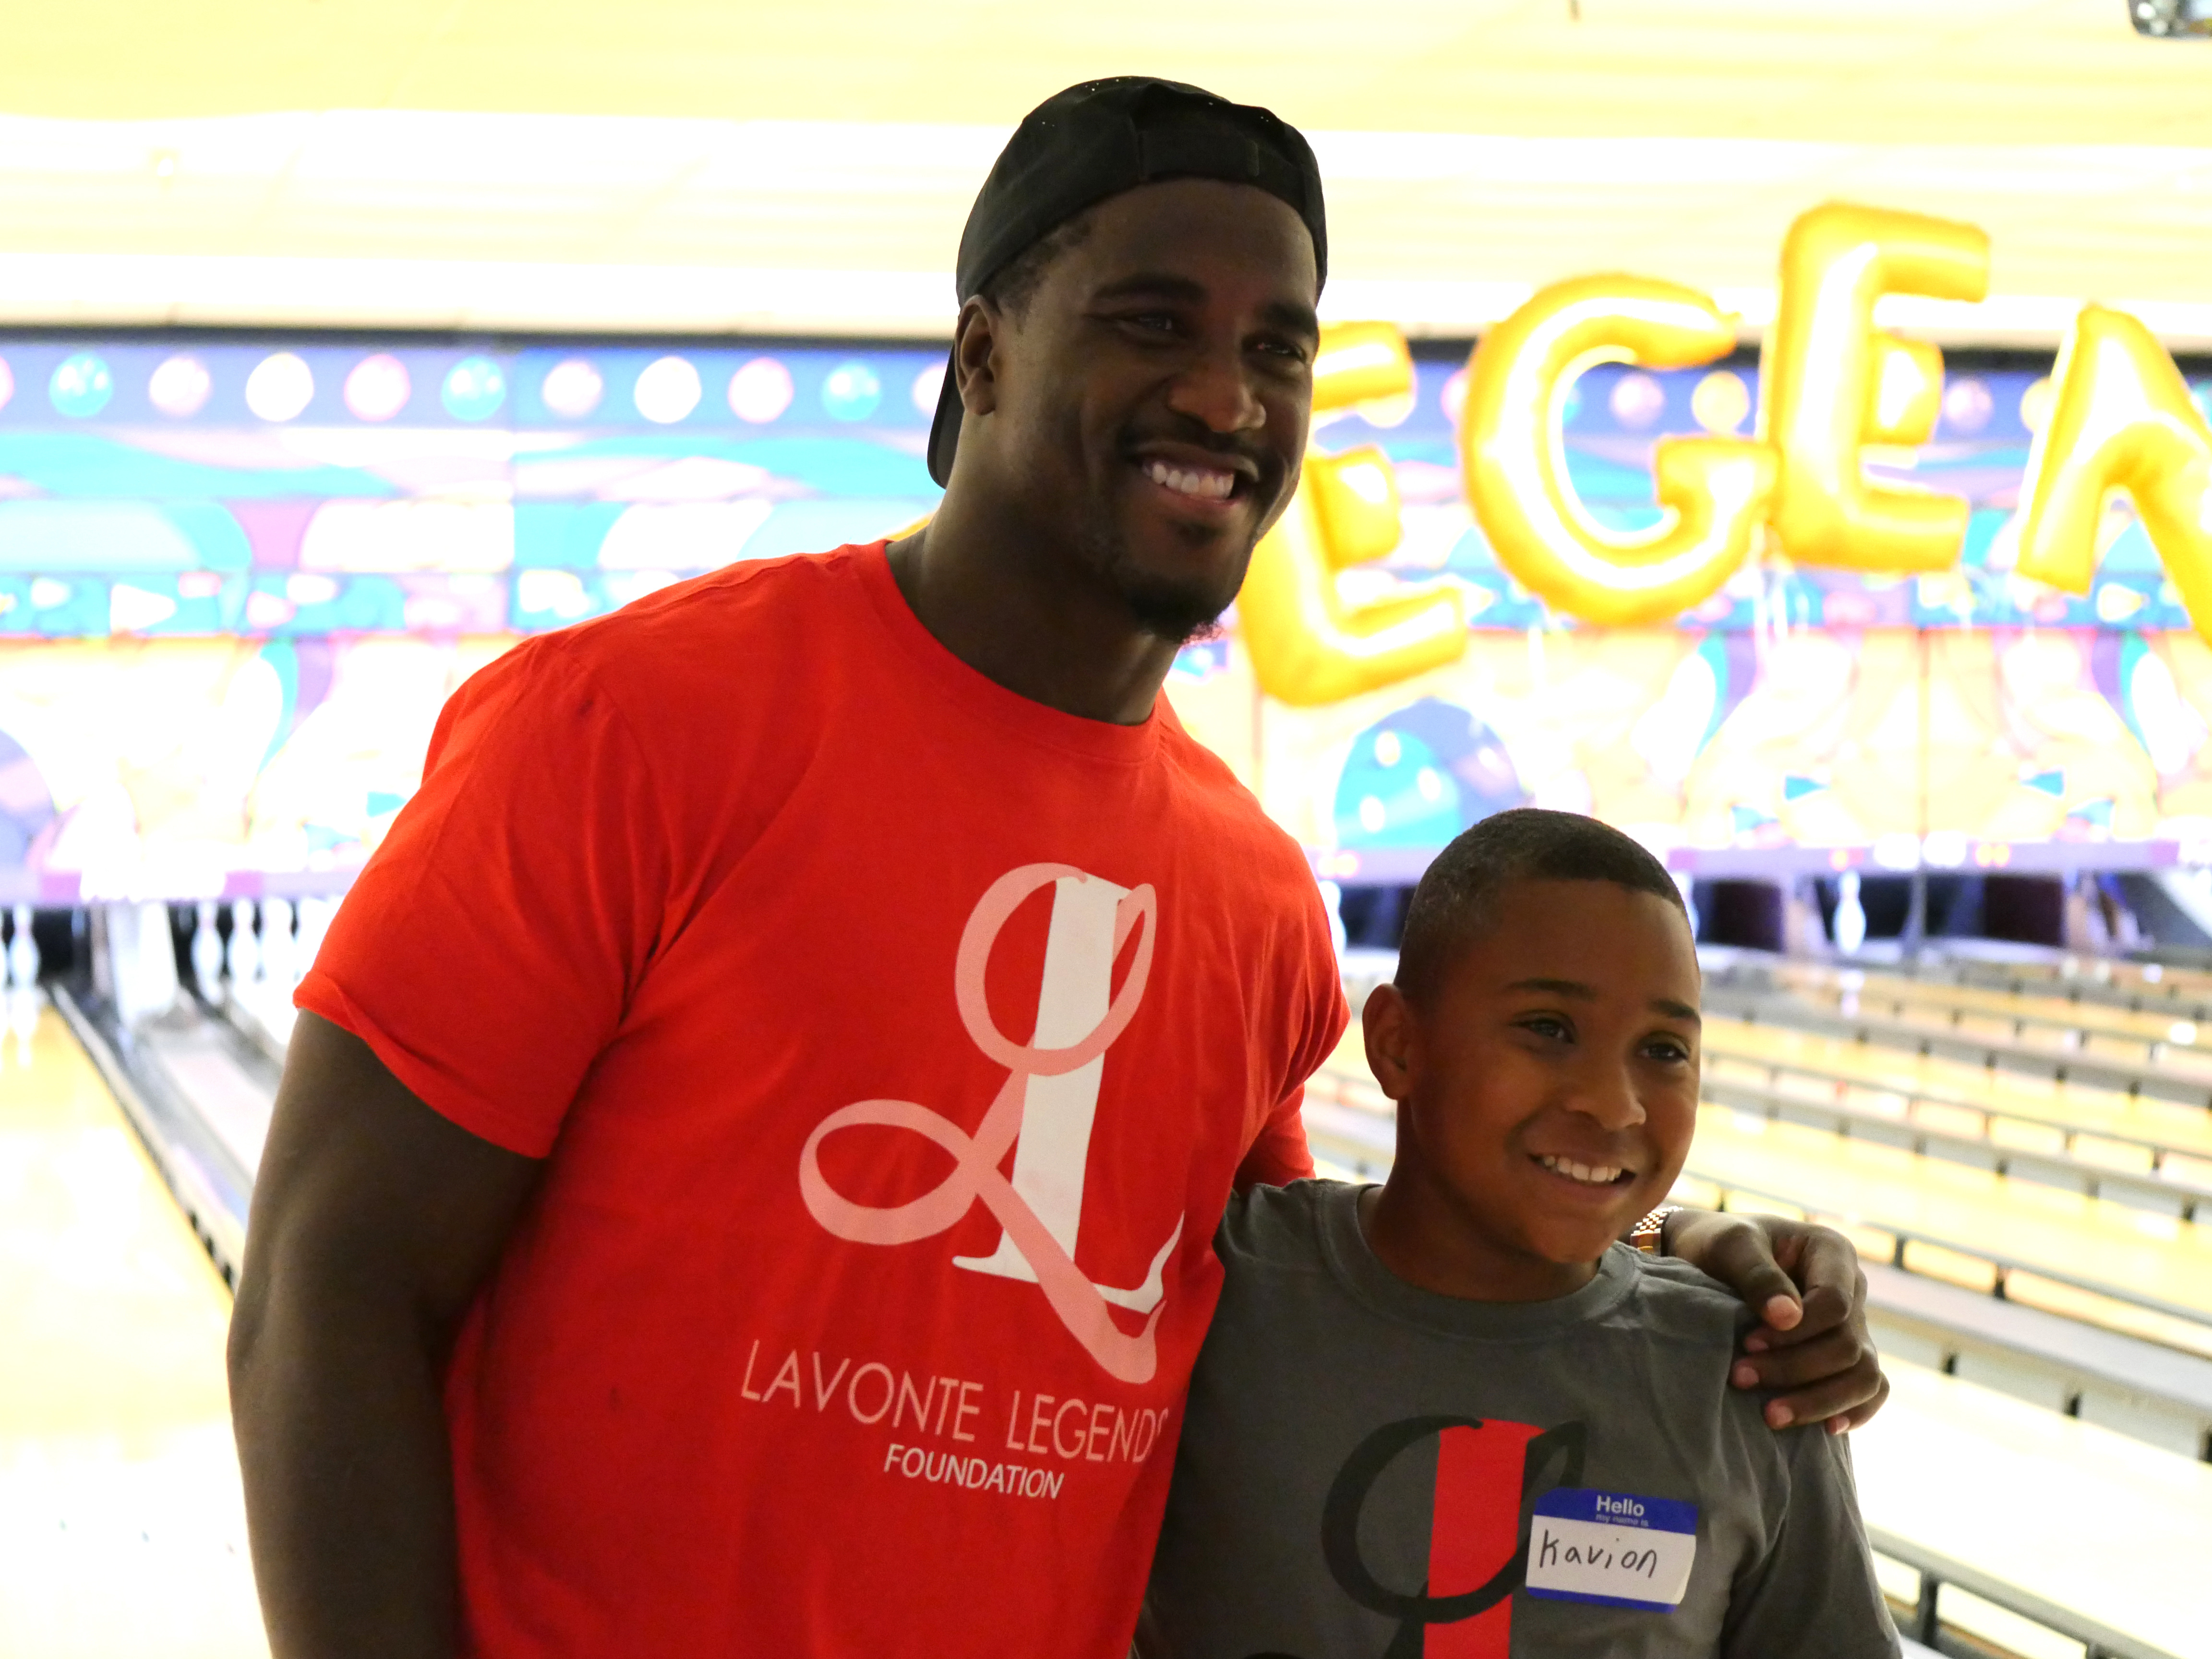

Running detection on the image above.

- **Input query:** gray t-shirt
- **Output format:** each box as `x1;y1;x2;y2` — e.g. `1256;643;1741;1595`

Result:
1140;1180;1898;1659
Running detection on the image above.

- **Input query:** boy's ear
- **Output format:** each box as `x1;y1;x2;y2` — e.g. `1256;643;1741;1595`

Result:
1362;982;1419;1103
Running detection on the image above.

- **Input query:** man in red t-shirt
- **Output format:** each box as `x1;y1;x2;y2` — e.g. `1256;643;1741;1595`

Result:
228;78;1887;1659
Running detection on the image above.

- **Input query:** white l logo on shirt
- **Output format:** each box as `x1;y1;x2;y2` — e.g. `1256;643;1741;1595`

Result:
797;863;1180;1382
952;873;1163;1312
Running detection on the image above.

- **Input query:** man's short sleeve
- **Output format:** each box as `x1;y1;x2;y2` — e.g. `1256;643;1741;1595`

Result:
1237;1082;1318;1189
1721;1430;1902;1659
296;638;670;1158
1235;894;1350;1191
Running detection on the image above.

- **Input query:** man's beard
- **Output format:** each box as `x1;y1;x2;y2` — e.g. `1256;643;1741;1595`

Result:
1071;515;1255;646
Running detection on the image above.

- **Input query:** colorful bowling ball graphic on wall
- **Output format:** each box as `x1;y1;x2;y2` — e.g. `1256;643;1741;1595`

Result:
345;354;412;422
442;356;506;421
148;354;214;418
541;358;604;420
1334;699;1528;850
821;360;882;421
50;353;114;418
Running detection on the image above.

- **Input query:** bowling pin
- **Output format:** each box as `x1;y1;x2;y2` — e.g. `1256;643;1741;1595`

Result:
134;899;179;1018
1673;871;1700;943
227;898;260;987
6;904;36;990
191;901;224;1000
1835;871;1867;956
1318;880;1347;958
261;896;295;987
296;895;334;979
8;985;36;1063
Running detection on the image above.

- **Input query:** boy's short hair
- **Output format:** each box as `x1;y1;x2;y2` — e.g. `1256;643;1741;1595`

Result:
1395;807;1688;1005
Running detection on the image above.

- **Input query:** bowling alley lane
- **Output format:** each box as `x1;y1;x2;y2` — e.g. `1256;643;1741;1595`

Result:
1854;1358;2212;1659
1771;963;2212;1082
1683;1105;2212;1329
0;993;267;1659
1703;1014;2212;1166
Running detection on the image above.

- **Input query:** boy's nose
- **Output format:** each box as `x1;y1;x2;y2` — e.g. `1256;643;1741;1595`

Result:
1570;1063;1648;1130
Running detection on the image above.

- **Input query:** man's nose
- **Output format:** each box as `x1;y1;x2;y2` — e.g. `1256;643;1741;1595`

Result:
1163;339;1265;434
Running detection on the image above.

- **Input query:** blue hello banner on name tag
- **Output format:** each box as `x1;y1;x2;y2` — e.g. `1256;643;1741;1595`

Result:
1525;1488;1698;1612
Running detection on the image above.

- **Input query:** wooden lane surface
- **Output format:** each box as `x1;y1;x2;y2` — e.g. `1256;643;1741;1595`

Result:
1706;1014;2212;1169
0;994;267;1659
1775;964;2212;1078
1322;1025;1369;1084
1686;1105;2212;1348
1854;1358;2212;1659
1879;974;2212;1050
1953;955;2212;1006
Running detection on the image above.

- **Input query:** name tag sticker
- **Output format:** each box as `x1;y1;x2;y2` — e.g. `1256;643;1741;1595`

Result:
1525;1488;1698;1612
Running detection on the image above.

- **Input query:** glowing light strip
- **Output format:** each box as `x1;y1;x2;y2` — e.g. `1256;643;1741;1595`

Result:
0;253;954;336
9;254;2206;350
0;113;2207;342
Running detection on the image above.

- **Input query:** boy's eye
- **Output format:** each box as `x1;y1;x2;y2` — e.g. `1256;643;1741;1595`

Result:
1520;1015;1573;1043
1643;1038;1693;1065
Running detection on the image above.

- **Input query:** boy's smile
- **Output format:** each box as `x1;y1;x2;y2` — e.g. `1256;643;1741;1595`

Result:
1361;878;1702;1303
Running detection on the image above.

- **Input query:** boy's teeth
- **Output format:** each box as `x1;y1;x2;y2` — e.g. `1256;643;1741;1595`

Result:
1142;458;1234;501
1539;1154;1623;1185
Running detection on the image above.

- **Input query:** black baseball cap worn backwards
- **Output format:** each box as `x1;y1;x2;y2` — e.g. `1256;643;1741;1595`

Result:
926;76;1328;488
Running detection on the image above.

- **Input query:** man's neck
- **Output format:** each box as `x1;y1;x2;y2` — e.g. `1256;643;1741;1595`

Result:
885;502;1183;727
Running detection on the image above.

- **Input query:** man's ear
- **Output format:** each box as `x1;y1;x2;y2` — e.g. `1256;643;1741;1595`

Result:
952;297;1002;420
1362;983;1419;1104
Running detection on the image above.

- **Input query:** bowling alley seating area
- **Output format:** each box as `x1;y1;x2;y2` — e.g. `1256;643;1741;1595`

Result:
1313;869;2212;1659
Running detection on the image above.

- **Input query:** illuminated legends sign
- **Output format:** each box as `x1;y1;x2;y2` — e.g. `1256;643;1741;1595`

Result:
1244;203;2212;707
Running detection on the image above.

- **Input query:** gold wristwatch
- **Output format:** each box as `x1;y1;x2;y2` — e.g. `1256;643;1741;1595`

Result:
1627;1205;1681;1255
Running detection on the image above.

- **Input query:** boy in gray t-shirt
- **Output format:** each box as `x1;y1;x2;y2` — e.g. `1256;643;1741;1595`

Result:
1140;809;1898;1659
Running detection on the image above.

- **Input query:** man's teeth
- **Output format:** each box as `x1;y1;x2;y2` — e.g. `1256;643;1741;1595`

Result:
1142;458;1235;501
1538;1154;1624;1186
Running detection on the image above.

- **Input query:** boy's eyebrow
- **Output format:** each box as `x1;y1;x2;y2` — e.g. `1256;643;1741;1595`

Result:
1505;977;1596;999
1505;978;1703;1026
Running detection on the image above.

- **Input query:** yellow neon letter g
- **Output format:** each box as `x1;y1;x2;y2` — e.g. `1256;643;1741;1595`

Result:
1460;275;1776;627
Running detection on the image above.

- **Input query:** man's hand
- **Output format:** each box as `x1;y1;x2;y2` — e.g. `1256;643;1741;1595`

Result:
1661;1209;1888;1433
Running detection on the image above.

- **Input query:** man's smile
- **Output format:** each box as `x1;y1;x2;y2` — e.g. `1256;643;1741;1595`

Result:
1141;457;1238;502
1127;437;1266;522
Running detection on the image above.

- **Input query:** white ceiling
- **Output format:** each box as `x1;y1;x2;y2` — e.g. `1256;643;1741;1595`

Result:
1;0;2207;344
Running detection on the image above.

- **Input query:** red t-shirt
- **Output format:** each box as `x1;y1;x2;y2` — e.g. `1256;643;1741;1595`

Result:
298;542;1347;1657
